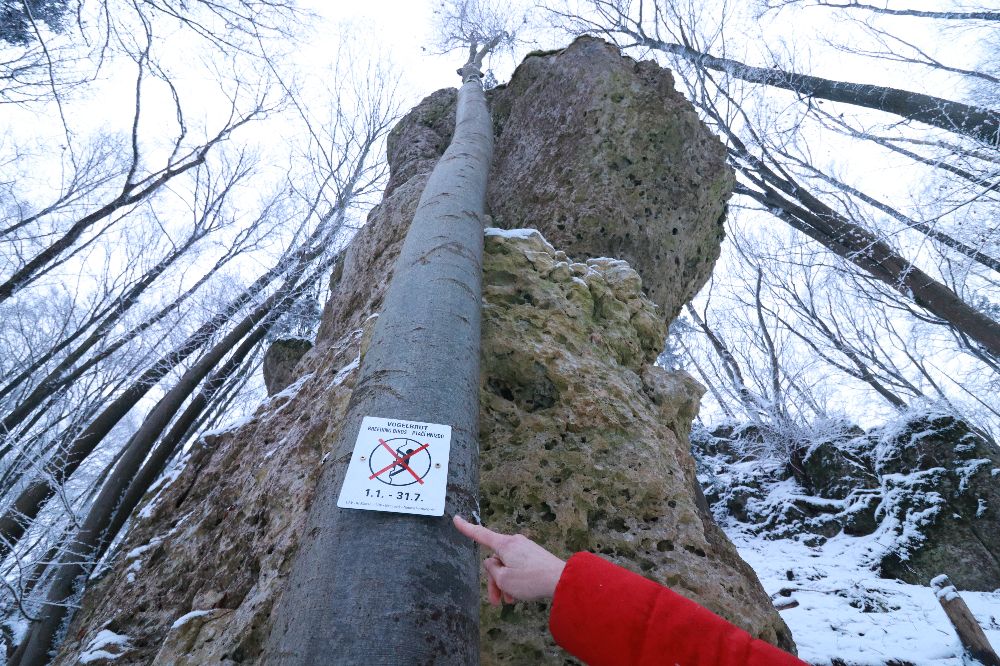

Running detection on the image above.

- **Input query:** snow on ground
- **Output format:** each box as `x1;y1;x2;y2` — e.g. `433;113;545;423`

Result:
729;527;1000;665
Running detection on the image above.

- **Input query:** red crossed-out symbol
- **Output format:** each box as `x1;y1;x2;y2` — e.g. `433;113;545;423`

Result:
369;439;429;485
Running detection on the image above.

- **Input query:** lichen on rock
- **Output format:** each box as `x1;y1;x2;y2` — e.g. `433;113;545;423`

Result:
478;229;794;662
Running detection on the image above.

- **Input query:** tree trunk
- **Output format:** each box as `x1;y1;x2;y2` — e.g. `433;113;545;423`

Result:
0;286;269;560
817;3;1000;22
0;155;207;304
262;59;492;665
8;285;296;666
735;179;1000;358
0;232;203;433
0;112;259;304
794;161;1000;274
637;35;1000;145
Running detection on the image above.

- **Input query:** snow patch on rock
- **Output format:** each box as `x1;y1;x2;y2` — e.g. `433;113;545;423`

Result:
170;609;215;630
79;629;130;663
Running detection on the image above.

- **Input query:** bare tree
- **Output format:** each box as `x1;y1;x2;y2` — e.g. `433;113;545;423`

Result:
263;3;517;662
0;8;400;656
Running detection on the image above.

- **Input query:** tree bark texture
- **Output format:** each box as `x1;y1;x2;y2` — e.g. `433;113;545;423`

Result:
639;36;1000;146
9;288;291;666
262;77;491;665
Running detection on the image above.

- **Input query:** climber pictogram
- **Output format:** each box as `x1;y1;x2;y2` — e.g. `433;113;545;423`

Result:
368;438;431;486
337;416;452;516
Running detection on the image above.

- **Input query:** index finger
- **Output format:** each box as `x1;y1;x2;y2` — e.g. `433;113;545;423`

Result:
453;515;507;551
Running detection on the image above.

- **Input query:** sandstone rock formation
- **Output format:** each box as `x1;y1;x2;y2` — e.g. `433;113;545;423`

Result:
54;37;793;664
487;37;733;326
477;229;793;662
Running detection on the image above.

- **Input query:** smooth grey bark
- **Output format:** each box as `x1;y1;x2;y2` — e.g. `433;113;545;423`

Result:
262;55;493;665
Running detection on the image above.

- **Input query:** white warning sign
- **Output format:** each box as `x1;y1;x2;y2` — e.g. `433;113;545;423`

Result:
337;416;451;516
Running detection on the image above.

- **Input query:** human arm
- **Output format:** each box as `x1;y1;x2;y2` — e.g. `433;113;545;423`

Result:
549;551;806;666
453;515;806;666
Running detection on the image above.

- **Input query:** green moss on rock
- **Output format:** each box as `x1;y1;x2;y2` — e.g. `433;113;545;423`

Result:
479;230;794;663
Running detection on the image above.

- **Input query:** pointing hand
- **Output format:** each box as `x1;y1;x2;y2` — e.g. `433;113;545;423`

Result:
453;515;566;605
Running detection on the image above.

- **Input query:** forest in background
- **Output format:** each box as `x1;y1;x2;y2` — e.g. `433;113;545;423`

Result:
0;0;998;662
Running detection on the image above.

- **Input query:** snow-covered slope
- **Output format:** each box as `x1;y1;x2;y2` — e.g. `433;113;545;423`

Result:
731;526;999;665
694;417;1000;664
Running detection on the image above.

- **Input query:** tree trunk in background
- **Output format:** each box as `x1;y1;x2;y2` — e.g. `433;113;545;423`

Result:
0;230;335;558
736;178;1000;358
9;285;294;666
637;36;1000;146
0;232;202;434
262;62;492;665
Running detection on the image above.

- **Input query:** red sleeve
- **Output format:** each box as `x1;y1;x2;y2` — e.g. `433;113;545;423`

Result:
548;552;807;666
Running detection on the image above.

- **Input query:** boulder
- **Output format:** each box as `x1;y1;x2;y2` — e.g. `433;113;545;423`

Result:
261;338;312;396
875;415;1000;591
693;414;1000;590
55;39;792;664
797;432;877;500
488;36;733;325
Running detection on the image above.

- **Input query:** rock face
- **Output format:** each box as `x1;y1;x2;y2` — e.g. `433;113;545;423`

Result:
876;416;1000;590
54;38;793;664
477;230;793;662
696;416;1000;591
487;37;733;326
261;338;312;396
